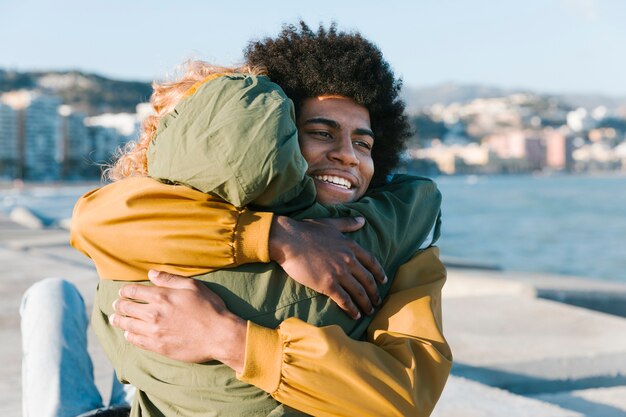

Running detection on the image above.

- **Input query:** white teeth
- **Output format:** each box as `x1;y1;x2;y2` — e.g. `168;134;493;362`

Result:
314;175;352;189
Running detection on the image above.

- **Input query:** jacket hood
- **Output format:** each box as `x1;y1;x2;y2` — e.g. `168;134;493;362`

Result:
148;74;313;209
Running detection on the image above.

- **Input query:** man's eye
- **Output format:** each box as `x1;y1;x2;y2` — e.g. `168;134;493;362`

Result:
354;140;372;150
312;131;332;139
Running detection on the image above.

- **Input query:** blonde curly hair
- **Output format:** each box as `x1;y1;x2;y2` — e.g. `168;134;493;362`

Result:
105;60;266;181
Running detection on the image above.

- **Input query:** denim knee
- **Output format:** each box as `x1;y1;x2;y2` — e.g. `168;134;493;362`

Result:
20;277;85;318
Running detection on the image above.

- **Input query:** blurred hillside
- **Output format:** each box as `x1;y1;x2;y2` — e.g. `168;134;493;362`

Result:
402;84;626;114
0;69;152;115
1;68;626;180
3;69;626;117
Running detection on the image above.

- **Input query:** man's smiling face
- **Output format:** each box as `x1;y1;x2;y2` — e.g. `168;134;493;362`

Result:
297;96;375;205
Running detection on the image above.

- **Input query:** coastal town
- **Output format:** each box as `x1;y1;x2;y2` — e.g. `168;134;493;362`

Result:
1;71;626;181
406;92;626;176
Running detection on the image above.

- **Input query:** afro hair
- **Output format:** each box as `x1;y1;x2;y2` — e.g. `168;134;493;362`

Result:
244;21;411;185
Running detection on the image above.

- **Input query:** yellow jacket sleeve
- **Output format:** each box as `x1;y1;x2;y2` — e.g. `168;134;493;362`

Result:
238;247;452;417
70;177;273;281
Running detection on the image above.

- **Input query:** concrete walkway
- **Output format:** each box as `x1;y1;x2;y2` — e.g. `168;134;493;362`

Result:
438;267;626;416
2;213;626;416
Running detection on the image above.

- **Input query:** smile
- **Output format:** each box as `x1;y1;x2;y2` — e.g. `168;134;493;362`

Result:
313;175;353;190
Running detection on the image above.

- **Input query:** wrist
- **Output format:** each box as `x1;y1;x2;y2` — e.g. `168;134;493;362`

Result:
216;314;248;373
269;216;293;264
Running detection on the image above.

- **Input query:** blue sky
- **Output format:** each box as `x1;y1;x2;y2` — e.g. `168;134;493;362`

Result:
1;0;625;95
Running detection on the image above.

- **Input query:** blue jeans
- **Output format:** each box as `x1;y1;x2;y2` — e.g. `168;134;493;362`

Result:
20;278;134;417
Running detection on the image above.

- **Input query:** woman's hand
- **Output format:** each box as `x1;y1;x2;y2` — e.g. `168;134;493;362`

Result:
269;216;387;320
109;270;247;373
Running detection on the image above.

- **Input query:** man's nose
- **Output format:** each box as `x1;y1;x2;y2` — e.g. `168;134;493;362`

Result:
328;135;359;166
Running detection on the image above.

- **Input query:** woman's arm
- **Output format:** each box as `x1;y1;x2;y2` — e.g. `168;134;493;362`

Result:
71;177;273;281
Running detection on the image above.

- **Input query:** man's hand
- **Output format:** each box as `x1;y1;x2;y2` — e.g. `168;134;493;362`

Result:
269;216;387;320
109;270;247;373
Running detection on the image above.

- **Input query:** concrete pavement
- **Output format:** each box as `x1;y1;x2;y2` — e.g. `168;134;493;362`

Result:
440;267;626;416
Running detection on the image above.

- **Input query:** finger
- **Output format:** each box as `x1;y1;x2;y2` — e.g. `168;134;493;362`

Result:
148;270;197;290
109;313;155;337
327;286;361;320
339;272;375;315
313;217;365;232
123;330;151;350
349;263;382;307
113;298;157;322
119;284;165;303
351;243;387;284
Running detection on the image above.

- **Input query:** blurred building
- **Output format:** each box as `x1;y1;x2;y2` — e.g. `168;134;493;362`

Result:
615;142;626;171
524;136;546;171
410;141;491;175
135;102;153;122
0;92;151;180
545;130;575;171
483;131;526;160
59;105;89;179
2;91;62;180
86;125;123;165
84;112;140;177
0;102;19;178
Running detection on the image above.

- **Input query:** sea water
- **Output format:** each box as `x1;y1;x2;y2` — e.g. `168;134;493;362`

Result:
0;183;98;225
2;175;625;282
436;174;626;282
